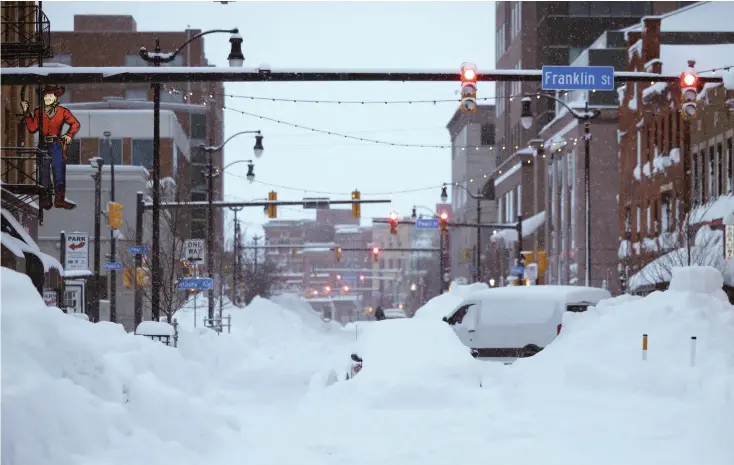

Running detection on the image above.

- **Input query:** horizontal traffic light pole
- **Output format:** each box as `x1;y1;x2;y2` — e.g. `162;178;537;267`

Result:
142;199;390;210
334;247;441;252
1;66;722;85
312;268;404;273
373;218;518;229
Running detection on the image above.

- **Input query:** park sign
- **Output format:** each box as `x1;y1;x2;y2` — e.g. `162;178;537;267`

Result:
64;232;89;271
541;66;615;91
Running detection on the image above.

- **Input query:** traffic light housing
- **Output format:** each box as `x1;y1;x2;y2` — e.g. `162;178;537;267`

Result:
267;191;278;218
372;247;380;263
107;201;123;229
461;247;470;264
388;211;399;235
351;189;361;218
680;61;700;119
439;212;449;233
291;247;297;258
460;62;478;113
335;247;342;262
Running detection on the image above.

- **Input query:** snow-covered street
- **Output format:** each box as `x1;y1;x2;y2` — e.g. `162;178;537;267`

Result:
2;265;734;465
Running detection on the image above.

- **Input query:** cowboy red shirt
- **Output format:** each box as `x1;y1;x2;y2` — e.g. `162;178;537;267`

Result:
24;106;80;154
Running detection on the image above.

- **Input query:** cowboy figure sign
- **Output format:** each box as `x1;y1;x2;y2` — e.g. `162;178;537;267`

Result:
21;85;80;210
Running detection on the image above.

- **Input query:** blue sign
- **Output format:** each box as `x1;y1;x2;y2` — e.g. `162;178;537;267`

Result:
416;218;440;229
341;275;358;281
541;66;615;91
177;278;214;290
511;266;525;275
128;244;151;255
104;261;122;271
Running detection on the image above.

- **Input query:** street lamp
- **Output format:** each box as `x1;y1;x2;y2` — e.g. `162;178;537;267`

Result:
521;93;601;287
199;130;263;324
103;130;119;324
89;156;104;322
442;181;490;283
139;27;241;322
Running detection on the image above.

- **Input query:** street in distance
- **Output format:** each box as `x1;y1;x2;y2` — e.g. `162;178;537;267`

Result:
541;65;615;91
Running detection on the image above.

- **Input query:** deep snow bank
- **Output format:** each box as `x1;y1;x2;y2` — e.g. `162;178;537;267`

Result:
413;281;489;320
0;268;240;465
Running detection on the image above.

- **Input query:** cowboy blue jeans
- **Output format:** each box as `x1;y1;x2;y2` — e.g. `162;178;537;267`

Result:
40;140;65;191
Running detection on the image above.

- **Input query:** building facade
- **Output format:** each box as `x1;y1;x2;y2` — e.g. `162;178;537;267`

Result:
446;104;497;281
617;6;734;294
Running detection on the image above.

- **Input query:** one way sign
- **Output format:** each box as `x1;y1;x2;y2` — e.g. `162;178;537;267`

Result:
182;239;206;262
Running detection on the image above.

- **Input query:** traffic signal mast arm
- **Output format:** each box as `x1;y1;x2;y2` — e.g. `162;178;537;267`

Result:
373;218;519;230
332;247;441;252
2;67;723;85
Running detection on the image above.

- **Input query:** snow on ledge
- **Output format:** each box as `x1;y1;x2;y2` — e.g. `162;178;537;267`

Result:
491;211;546;243
1;209;63;275
64;269;93;279
135;321;175;337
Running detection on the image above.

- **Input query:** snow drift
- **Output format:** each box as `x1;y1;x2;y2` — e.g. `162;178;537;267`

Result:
413;281;489;320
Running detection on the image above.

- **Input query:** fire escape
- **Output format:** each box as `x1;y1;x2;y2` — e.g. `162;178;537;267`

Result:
1;2;54;224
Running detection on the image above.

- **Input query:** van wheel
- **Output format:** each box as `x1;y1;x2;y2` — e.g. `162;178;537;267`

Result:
520;344;541;358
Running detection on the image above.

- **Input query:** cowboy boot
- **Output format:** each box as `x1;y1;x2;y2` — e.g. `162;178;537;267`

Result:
54;187;77;210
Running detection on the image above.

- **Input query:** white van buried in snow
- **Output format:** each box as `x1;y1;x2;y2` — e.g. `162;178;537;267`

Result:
443;285;611;361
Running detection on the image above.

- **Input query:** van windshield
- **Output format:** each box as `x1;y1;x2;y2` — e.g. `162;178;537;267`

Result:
447;303;475;325
566;303;592;313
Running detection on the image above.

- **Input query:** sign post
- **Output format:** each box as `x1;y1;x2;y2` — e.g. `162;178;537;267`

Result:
541;65;615;91
725;225;734;260
182;239;206;263
64;232;89;271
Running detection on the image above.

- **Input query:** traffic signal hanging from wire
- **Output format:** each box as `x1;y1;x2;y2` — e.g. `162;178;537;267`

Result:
267;191;277;218
388;211;399;235
351;189;361;218
372;247;380;263
680;60;700;119
460;62;478;113
335;247;342;262
439;212;449;233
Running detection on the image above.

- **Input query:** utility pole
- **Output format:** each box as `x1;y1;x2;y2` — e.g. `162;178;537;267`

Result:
92;159;103;322
230;206;243;305
475;191;482;283
206;133;216;324
105;131;117;323
252;235;260;275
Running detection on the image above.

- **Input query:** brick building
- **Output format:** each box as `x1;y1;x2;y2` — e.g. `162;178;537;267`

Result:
617;4;734;294
1;1;64;297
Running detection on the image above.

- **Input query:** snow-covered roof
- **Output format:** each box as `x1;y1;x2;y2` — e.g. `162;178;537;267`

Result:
622;2;734;33
470;285;611;305
491;210;546;243
335;224;362;235
1;209;63;274
135;321;175;336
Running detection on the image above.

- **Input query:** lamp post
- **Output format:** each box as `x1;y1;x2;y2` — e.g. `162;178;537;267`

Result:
104;130;118;323
411;206;447;295
89;156;104;322
441;182;490;283
199;130;263;323
521;95;601;287
139;28;243;321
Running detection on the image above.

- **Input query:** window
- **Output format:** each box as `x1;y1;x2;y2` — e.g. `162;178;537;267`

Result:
610;2;632;16
624;207;631;233
568;47;584;65
159;55;184;67
99;139;122;165
191;192;206;202
692;150;700;205
709;146;715;199
191;220;206;239
65;139;81;165
191;208;207;220
646;205;651;234
636;206;641;233
590;3;612;16
447;303;475;325
728;137;733;193
661;193;672;233
698;150;706;204
481;123;495;146
161;90;184;103
125;88;148;100
569;2;590;15
631;2;652;16
498;194;503;222
191;146;207;165
132;139;154;169
667;111;673;152
51;53;72;66
636;129;641;170
125;54;147;67
190;113;207;140
717;142;723;197
517;184;522;216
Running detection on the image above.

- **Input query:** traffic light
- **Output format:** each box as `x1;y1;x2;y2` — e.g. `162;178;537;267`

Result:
680;61;700;119
107;201;123;229
388;211;399;235
372;247;380;263
439;212;449;233
460;62;478;113
335;247;343;262
267;191;278;218
291;247;297;258
461;247;470;264
351;189;361;218
181;260;193;277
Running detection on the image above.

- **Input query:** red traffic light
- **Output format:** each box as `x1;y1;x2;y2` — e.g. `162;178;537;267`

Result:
461;62;478;82
682;72;697;87
372;247;380;254
389;211;399;221
462;68;476;81
440;212;449;220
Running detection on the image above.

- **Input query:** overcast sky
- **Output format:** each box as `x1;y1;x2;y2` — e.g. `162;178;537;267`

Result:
45;1;497;237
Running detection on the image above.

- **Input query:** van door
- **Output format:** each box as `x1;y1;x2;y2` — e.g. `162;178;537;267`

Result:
447;302;480;348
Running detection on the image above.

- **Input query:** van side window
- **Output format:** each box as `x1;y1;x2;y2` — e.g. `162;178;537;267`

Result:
566;304;590;313
448;304;475;325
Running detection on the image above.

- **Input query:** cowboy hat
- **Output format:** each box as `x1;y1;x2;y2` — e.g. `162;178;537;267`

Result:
42;85;65;97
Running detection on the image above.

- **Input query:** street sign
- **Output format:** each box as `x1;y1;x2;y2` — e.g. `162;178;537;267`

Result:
511;266;525;275
104;261;122;271
541;65;615;91
416;218;440;229
725;225;734;260
182;239;206;262
128;244;150;255
64;232;89;271
177;277;214;290
43;288;57;307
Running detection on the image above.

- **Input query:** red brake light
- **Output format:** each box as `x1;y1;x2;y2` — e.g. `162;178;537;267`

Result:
557;324;562;335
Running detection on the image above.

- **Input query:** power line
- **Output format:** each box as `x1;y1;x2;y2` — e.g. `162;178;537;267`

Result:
243;179;444;196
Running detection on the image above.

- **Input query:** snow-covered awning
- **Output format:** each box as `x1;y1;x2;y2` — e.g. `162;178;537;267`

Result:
1;209;63;275
491;211;546;243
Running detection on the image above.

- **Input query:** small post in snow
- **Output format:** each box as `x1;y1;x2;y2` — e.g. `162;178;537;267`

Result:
355;323;359;340
690;336;697;367
642;333;648;361
172;318;179;348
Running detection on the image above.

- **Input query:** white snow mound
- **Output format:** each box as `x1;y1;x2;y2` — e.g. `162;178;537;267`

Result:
413;281;489;320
